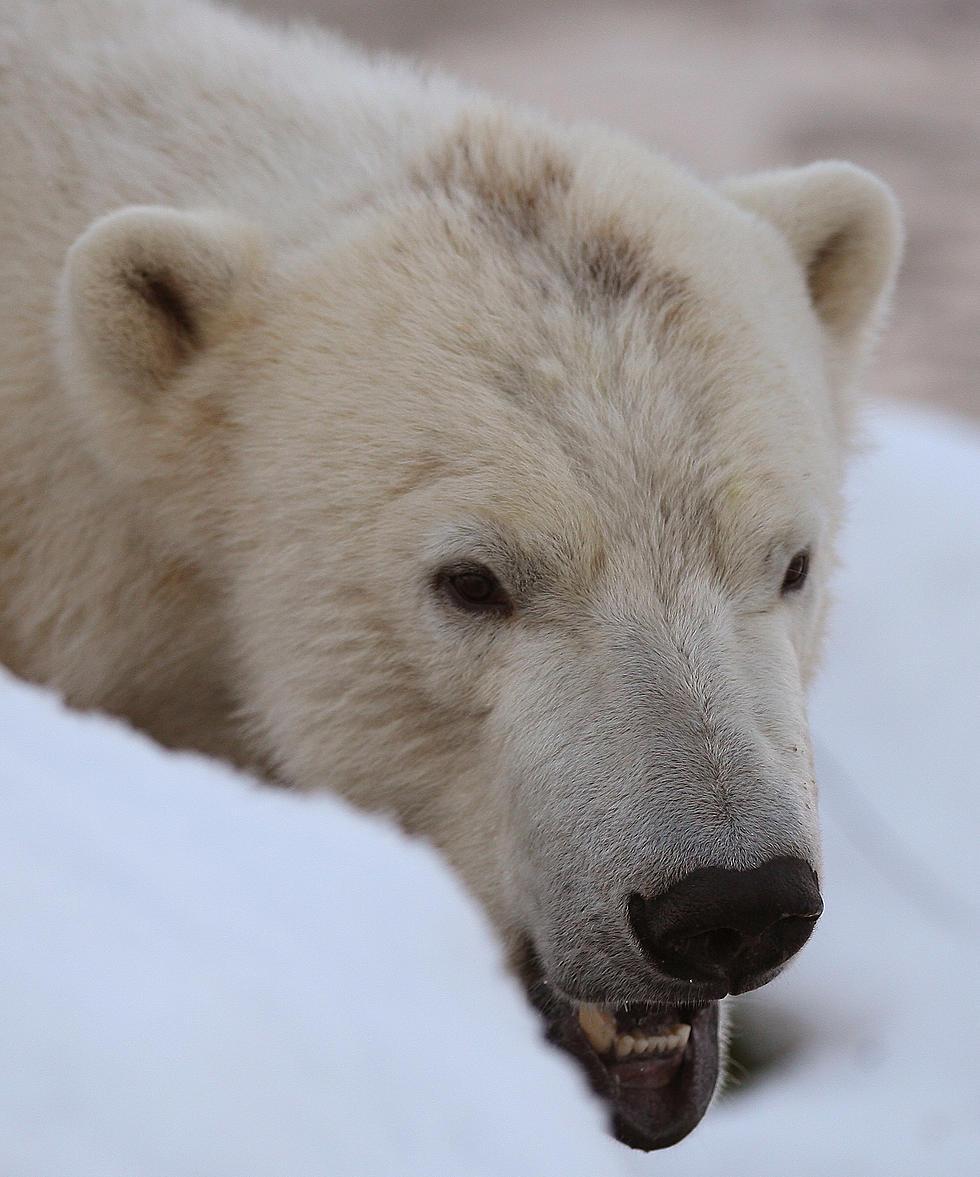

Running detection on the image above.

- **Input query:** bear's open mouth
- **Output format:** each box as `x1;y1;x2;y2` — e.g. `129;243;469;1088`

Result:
521;952;720;1149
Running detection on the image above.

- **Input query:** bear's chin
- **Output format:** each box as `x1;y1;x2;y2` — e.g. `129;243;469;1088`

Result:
520;949;720;1150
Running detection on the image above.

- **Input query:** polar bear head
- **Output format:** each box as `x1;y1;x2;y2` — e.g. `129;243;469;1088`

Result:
55;118;900;1150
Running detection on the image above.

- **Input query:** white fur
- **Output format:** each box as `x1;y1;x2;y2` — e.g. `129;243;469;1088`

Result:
0;0;900;1005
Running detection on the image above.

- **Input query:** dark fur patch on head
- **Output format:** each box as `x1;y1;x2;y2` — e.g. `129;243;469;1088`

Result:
573;234;695;334
577;232;647;302
645;269;695;334
419;120;699;340
421;120;574;240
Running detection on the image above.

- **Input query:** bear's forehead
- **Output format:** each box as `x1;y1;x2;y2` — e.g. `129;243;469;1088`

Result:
448;274;830;540
423;306;831;590
399;356;827;600
386;123;826;458
283;227;827;565
269;116;834;582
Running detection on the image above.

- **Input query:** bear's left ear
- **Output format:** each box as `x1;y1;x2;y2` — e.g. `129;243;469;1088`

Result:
57;205;267;474
722;162;902;385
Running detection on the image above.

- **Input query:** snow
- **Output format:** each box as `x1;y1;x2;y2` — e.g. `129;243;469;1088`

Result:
0;686;623;1176
1;405;977;1176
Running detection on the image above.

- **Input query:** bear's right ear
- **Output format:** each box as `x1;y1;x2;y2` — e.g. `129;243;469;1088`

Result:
57;205;267;468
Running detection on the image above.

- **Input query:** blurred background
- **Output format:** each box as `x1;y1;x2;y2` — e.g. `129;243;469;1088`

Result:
237;0;979;424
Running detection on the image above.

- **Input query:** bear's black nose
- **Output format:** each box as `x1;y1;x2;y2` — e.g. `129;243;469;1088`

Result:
627;857;823;995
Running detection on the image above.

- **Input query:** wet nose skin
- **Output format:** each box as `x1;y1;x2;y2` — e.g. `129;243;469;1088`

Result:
628;857;823;995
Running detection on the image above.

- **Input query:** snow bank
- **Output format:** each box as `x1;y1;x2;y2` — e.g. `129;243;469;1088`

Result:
0;685;625;1176
1;406;978;1176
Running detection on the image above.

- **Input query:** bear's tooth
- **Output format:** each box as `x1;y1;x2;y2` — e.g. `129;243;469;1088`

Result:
614;1034;636;1059
576;1003;616;1054
645;1022;692;1053
578;1010;693;1059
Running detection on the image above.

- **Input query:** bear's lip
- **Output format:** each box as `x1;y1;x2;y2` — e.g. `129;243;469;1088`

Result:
521;951;720;1150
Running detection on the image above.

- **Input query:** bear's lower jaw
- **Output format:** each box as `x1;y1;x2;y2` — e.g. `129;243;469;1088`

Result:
521;954;720;1150
605;1003;719;1150
564;998;719;1150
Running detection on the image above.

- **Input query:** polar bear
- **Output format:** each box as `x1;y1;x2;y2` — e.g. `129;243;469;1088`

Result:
0;0;900;1151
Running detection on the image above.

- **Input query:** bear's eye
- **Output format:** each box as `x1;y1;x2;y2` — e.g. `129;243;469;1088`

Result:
781;549;811;594
440;566;514;616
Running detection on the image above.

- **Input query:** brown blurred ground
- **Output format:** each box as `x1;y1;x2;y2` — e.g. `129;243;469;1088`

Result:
238;0;979;424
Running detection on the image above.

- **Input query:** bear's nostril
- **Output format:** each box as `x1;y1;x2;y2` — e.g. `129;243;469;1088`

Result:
677;926;743;968
628;856;822;994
